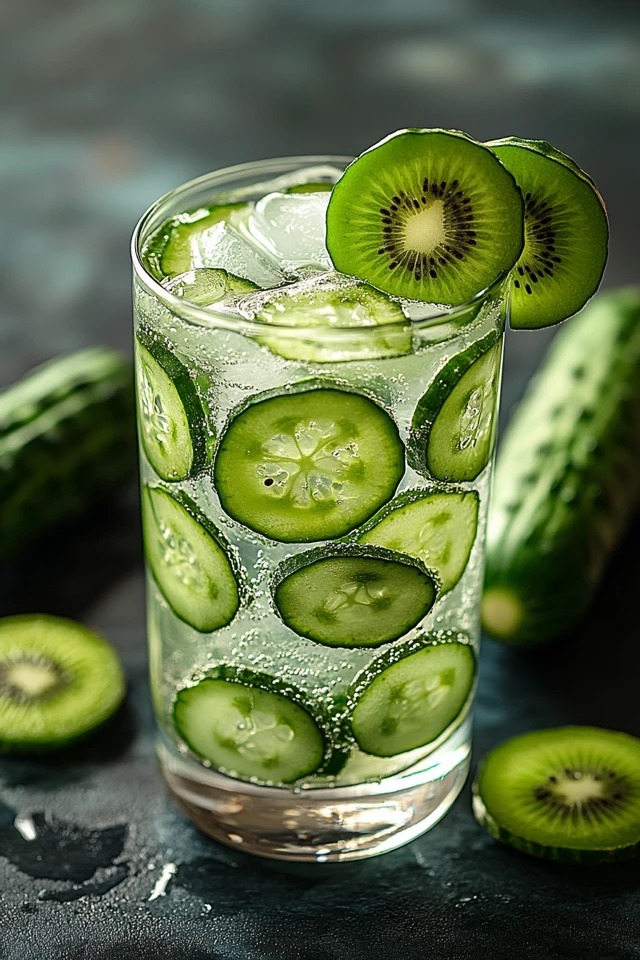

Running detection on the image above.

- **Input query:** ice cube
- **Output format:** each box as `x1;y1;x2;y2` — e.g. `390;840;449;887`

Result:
245;192;332;269
184;220;286;290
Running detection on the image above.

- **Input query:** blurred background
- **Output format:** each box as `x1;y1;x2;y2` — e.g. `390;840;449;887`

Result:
2;0;639;418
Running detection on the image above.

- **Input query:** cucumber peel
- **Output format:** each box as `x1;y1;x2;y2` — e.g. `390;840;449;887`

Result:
483;287;640;645
0;347;135;557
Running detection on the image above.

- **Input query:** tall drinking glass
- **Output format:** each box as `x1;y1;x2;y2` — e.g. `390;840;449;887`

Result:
132;157;507;861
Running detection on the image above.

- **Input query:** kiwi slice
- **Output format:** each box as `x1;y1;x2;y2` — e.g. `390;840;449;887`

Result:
0;615;126;753
487;138;608;329
326;128;524;304
473;726;640;864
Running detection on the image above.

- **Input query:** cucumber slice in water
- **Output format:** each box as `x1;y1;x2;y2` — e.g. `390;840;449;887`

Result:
135;330;209;482
359;489;479;595
163;268;258;306
145;203;251;278
351;639;475;756
254;277;412;363
411;335;501;481
214;386;405;542
173;670;326;783
324;742;437;786
274;545;439;648
141;486;240;632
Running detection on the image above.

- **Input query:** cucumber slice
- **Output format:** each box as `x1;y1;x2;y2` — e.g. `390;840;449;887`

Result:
273;545;439;648
135;329;209;482
163;268;258;306
405;299;483;347
214;385;405;542
173;668;326;783
141;486;240;632
410;334;501;481
359;488;479;595
144;203;252;278
0;615;125;754
326;743;437;786
351;638;475;756
254;277;413;363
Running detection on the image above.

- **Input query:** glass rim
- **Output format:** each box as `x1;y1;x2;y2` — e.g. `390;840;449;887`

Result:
131;155;508;339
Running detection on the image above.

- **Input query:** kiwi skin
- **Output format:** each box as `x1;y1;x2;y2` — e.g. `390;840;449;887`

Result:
473;726;640;864
473;787;640;865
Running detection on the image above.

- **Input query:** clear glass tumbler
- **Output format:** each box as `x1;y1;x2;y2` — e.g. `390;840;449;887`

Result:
132;157;507;862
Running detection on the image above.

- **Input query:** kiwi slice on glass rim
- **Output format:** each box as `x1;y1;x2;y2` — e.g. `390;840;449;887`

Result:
473;726;640;864
487;138;608;329
326;128;524;305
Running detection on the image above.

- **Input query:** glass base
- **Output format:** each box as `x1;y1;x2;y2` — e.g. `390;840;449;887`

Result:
158;736;471;862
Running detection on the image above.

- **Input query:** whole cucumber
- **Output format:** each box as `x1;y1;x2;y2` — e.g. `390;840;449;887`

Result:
0;347;135;555
482;287;640;645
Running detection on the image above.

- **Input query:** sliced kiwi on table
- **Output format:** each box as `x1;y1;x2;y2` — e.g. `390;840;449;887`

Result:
473;726;640;863
487;138;608;329
326;128;524;304
0;615;126;753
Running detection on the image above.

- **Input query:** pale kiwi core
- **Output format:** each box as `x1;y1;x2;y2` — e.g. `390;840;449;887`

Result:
402;201;447;254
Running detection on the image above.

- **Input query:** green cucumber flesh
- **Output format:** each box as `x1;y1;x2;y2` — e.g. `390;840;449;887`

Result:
144;203;252;279
255;277;412;363
135;329;209;482
274;545;439;648
351;639;475;756
163;268;258;306
0;615;125;753
173;673;325;783
322;742;437;786
141;486;240;633
482;287;640;645
411;334;501;481
214;385;405;542
404;299;483;347
0;347;135;556
359;488;479;594
473;726;640;863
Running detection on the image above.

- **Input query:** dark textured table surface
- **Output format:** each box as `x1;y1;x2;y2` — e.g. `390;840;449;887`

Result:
2;2;640;957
